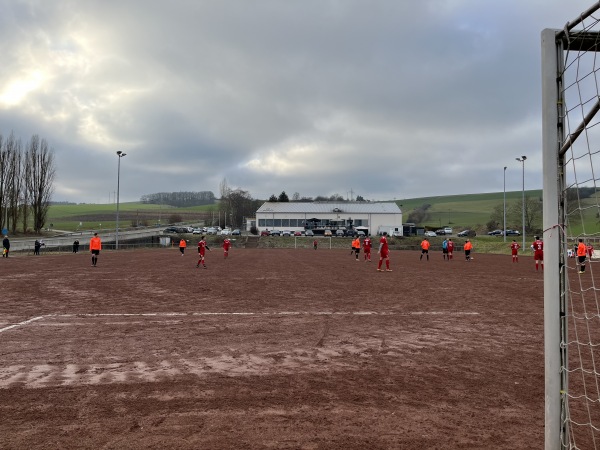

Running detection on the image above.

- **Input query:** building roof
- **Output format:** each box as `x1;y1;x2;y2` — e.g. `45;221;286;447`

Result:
257;202;402;214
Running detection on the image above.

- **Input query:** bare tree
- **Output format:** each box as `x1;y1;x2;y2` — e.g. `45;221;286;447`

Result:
4;133;23;234
0;133;5;231
26;136;56;232
508;196;543;233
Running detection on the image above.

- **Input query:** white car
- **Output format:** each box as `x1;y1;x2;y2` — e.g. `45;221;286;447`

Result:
424;231;436;237
206;227;218;235
192;228;202;234
220;229;231;235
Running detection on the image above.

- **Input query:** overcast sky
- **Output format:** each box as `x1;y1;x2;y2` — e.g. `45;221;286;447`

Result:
0;0;593;203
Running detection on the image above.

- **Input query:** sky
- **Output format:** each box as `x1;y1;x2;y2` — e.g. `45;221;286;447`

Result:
0;0;594;204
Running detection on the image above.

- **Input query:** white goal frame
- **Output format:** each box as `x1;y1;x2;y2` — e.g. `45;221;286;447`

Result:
542;3;600;449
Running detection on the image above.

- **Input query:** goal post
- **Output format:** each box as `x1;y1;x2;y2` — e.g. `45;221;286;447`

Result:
541;27;562;450
542;4;600;448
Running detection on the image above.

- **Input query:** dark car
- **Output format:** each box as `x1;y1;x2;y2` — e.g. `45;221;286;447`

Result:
488;230;503;236
232;229;241;235
270;230;281;236
505;229;521;236
345;229;356;237
457;229;476;237
435;229;446;236
163;227;179;233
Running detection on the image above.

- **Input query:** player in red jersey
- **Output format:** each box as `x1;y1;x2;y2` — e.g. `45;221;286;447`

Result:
510;240;521;263
222;238;231;258
377;232;391;272
196;236;211;269
447;239;454;260
363;236;372;262
531;236;544;271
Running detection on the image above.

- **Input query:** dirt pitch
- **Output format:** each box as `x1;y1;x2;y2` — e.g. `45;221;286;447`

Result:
0;247;544;449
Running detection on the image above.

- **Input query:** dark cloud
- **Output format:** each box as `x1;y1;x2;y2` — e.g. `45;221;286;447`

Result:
0;0;593;202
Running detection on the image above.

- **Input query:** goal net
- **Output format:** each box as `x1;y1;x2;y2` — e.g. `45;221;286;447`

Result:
543;4;600;449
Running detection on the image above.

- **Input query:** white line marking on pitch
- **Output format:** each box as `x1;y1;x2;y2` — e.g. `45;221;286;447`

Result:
47;311;481;318
0;316;49;334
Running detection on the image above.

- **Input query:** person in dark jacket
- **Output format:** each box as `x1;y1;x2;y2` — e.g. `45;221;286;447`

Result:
2;235;10;258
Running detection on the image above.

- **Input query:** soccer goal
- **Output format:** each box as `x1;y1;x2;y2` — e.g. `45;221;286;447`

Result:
542;3;600;449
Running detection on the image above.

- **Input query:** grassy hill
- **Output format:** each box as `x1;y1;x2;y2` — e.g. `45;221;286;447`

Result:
397;190;543;232
47;202;218;232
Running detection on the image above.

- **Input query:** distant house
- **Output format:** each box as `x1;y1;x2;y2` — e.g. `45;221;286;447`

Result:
251;202;402;236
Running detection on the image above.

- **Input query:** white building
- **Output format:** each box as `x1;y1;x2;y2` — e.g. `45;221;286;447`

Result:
252;202;403;235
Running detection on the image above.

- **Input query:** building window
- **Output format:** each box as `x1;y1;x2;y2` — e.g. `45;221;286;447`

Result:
259;219;266;227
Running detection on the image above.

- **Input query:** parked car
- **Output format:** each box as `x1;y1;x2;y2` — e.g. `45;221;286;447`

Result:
231;229;241;235
282;230;292;236
192;228;203;234
357;230;366;237
457;229;476;237
335;229;345;237
260;230;270;236
424;231;437;237
270;230;281;236
163;226;179;233
294;231;303;236
324;229;332;236
220;229;231;235
345;229;357;237
504;229;521;236
305;230;314;236
206;227;218;235
488;230;503;236
435;229;446;235
443;227;453;235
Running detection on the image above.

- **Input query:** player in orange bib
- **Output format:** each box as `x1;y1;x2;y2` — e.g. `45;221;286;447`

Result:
90;232;102;267
420;238;430;261
464;240;473;261
351;236;361;261
577;238;587;274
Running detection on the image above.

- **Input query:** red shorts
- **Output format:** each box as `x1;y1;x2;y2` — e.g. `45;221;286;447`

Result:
380;250;389;258
534;251;543;260
511;250;518;256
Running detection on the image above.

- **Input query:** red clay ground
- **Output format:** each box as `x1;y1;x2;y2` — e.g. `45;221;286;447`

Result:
0;247;545;449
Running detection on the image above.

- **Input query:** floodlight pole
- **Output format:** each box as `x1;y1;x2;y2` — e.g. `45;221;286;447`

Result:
516;156;527;249
116;150;127;250
503;166;507;243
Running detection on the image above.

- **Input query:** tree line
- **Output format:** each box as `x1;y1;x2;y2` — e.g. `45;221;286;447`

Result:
0;132;56;234
140;191;216;207
267;191;366;202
